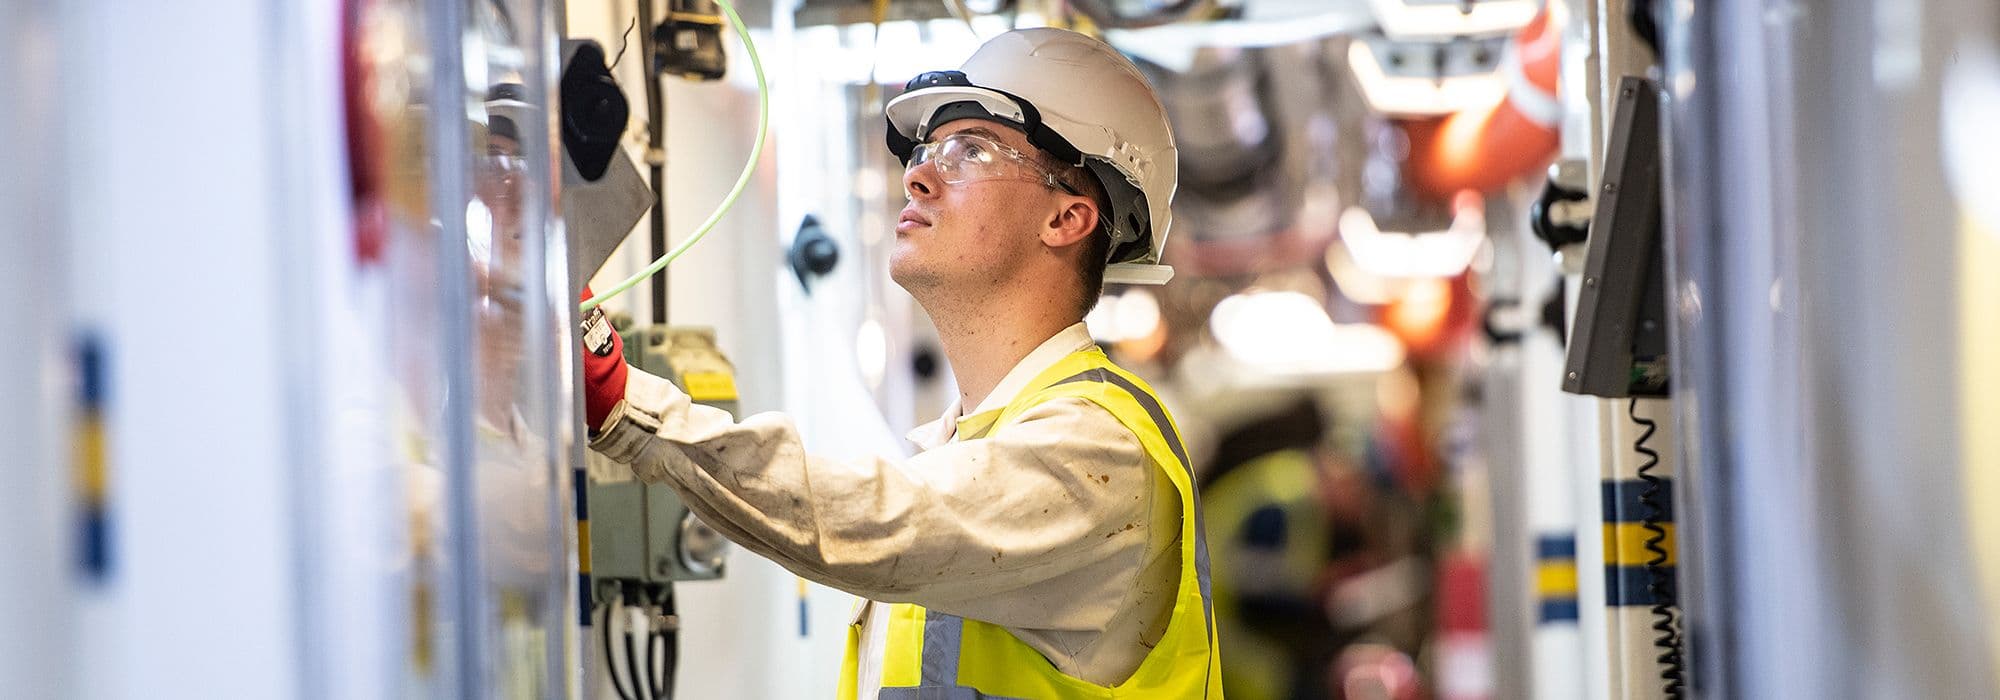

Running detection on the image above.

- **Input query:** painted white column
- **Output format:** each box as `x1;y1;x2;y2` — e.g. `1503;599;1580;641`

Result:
64;1;302;697
0;2;75;696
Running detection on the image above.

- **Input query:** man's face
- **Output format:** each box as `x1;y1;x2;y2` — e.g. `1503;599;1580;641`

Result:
477;134;525;232
472;131;528;425
890;118;1068;298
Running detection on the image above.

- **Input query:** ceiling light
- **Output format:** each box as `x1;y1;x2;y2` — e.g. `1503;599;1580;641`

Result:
1346;37;1507;116
1336;194;1485;278
1365;0;1538;40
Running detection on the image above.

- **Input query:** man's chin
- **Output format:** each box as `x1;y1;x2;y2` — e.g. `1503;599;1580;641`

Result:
887;262;920;291
888;255;937;294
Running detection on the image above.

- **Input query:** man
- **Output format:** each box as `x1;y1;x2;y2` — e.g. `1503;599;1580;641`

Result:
581;28;1221;699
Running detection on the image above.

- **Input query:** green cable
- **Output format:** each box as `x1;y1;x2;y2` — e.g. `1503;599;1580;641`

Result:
580;0;768;314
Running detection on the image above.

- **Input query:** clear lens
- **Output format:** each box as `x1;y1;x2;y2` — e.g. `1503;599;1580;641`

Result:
907;132;1056;188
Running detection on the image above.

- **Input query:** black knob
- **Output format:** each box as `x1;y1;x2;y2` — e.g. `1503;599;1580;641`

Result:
800;239;837;275
561;42;629;182
1629;0;1661;57
1530;175;1591;251
788;215;840;292
912;345;940;382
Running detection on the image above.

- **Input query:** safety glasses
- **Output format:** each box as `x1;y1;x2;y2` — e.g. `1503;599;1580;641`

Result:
906;131;1082;195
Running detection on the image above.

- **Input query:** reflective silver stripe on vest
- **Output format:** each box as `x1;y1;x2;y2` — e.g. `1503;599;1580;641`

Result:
878;612;1026;699
922;611;963;686
877;683;1024;700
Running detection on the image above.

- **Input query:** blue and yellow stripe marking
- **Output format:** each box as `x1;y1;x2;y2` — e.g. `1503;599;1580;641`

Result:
1535;534;1579;623
1601;479;1677;607
74;334;113;583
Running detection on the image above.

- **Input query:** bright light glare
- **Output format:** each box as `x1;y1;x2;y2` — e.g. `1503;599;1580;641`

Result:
1209;291;1405;375
1366;0;1538;40
797;21;992;86
1942;41;2000;238
1337;199;1486;278
1114;289;1162;342
1382;276;1452;347
1086;296;1120;342
1106;9;1374;70
870;20;986;85
856;318;887;390
466;200;494;267
1325;241;1405;306
1087;290;1163;344
1347;40;1506;116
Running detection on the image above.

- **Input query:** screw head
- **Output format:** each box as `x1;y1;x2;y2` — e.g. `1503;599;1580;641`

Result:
1567;371;1579;381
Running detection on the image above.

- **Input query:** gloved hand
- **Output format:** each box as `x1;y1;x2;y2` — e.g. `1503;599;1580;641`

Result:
579;286;628;431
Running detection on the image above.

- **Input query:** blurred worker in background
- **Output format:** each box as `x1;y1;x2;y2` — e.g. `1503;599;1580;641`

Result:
579;27;1223;699
1199;395;1429;700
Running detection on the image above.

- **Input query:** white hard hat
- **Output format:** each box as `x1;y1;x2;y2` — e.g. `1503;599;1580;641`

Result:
885;28;1179;285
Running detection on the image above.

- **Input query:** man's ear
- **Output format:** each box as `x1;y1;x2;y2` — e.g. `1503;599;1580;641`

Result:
1041;196;1099;249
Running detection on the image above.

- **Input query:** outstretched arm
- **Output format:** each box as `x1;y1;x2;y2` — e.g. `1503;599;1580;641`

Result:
589;367;1153;631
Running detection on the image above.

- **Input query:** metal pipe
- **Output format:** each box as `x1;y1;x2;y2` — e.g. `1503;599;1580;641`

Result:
513;0;580;695
639;0;670;325
263;0;335;696
1662;0;1998;696
1480;195;1536;700
423;0;488;695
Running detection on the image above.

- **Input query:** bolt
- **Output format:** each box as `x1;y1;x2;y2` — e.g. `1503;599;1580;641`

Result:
1622;86;1634;98
1567;371;1579;381
1603;182;1619;194
1584;277;1597;287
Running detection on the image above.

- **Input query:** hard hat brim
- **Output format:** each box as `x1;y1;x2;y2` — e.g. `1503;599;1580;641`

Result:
1104;263;1175;285
885;86;1029;148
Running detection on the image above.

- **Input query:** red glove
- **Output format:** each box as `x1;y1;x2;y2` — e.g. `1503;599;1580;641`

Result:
580;286;628;430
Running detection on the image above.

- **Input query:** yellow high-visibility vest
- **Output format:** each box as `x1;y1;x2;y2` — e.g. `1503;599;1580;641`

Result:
838;348;1225;699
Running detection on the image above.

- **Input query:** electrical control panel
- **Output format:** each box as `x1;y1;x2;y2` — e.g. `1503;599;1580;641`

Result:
586;320;737;598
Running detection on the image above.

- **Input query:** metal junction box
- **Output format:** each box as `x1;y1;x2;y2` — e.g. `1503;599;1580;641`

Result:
586;323;738;599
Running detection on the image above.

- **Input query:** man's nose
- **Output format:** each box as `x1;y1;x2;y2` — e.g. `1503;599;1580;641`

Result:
902;161;940;200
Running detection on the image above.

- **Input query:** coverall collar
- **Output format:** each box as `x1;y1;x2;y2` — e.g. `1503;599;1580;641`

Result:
906;321;1098;449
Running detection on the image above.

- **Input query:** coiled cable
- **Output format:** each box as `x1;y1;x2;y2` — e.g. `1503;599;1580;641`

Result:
1629;398;1686;698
